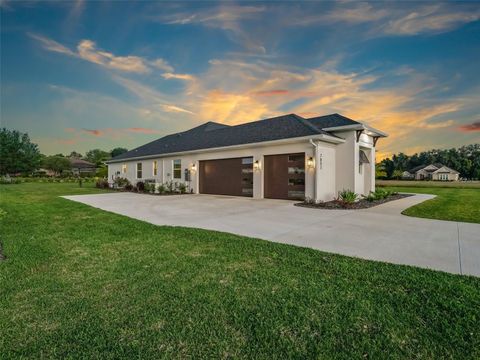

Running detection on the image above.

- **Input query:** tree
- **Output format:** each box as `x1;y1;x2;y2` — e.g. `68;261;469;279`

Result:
0;128;42;175
42;156;71;176
85;149;111;166
68;151;83;159
110;147;128;158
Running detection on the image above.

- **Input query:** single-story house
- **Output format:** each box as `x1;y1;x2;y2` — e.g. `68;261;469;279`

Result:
402;163;459;181
106;113;387;202
69;158;96;175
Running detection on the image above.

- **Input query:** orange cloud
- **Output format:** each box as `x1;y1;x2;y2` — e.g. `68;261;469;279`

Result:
252;89;289;96
82;128;104;136
458;121;480;132
126;127;162;134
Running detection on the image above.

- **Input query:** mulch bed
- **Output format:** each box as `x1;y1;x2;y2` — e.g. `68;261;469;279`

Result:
295;193;412;210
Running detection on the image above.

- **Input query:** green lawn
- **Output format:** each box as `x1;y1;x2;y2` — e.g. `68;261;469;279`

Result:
1;183;479;359
379;185;480;223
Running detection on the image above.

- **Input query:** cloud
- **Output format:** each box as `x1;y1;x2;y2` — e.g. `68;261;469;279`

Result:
127;127;162;134
82;128;104;136
111;76;195;116
75;127;163;137
251;89;289;96
458;121;480;132
28;33;76;56
162;72;195;81
383;5;480;35
29;33;171;74
152;58;174;72
160;104;195;115
76;40;150;73
156;5;267;53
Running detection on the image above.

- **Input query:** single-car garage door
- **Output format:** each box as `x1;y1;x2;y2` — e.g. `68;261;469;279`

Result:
264;153;305;200
199;157;253;197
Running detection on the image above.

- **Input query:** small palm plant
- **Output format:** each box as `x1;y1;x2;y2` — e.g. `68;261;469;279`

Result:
338;189;358;207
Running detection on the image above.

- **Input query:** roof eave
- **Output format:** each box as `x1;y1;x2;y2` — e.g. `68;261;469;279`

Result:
323;124;388;137
106;134;345;164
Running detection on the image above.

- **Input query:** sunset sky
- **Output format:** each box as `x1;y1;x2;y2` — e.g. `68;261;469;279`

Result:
1;1;479;159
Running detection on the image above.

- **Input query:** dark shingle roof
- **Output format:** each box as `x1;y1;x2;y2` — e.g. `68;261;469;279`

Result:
110;113;347;162
307;113;361;129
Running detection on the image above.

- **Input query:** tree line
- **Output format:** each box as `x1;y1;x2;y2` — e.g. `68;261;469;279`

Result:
0;128;128;176
378;144;480;180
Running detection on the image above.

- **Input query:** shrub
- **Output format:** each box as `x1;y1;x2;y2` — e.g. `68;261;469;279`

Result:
178;183;187;194
114;177;130;188
125;183;133;191
0;176;21;184
166;181;174;193
136;181;145;192
157;184;166;194
143;183;155;193
338;189;358;204
95;180;109;189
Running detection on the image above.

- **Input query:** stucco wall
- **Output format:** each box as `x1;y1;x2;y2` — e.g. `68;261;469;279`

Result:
108;132;377;201
108;140;324;200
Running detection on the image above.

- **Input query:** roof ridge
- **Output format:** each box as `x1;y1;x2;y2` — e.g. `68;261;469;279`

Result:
293;114;324;134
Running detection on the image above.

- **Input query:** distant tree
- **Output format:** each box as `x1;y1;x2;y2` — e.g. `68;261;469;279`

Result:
42;156;71;176
382;159;395;179
68;151;83;159
380;143;480;179
85;149;111;166
0;128;42;175
110;147;128;158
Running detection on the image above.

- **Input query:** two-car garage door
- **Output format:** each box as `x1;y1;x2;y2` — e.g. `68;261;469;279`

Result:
199;153;305;200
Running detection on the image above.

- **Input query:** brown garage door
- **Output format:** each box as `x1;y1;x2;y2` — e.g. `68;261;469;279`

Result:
199;157;253;197
264;153;305;200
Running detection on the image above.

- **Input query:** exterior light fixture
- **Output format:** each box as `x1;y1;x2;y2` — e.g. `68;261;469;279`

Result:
307;157;315;169
191;163;197;172
253;160;261;171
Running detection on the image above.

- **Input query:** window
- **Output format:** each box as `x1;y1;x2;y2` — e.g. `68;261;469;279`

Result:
242;157;253;165
173;159;181;179
288;167;305;174
288;178;305;186
136;163;142;179
152;161;158;176
288;154;303;162
122;164;127;174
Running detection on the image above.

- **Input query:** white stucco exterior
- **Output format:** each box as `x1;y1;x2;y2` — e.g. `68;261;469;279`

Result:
108;129;383;202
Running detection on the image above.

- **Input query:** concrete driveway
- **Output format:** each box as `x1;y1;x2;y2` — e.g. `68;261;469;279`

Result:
63;193;480;277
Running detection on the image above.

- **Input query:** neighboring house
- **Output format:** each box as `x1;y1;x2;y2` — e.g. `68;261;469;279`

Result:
402;163;459;181
69;158;96;175
106;113;387;202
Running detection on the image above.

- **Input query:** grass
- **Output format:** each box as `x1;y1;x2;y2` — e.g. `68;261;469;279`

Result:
378;185;480;223
1;183;479;359
377;179;480;189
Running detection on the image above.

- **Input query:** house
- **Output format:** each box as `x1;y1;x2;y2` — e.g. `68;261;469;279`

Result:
106;113;387;202
402;163;459;181
69;158;96;176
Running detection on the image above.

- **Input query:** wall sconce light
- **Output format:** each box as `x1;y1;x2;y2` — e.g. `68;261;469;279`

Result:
307;157;315;169
191;163;197;172
253;160;261;171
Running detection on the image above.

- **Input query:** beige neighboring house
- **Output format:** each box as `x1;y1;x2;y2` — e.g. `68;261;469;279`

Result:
69;158;96;175
403;163;460;181
106;113;387;202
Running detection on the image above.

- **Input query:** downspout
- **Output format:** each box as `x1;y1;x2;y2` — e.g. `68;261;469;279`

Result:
309;139;318;202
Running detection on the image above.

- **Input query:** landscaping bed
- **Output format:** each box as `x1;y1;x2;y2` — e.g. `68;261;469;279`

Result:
296;193;412;210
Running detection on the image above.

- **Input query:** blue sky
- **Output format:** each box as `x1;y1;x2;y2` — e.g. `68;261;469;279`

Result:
1;1;479;159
